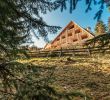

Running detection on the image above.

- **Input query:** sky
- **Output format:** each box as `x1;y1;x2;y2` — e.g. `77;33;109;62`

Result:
32;1;110;48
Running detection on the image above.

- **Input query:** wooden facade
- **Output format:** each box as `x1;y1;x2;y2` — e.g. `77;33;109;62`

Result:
44;21;95;50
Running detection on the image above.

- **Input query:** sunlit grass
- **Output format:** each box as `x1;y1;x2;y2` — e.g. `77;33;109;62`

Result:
16;54;110;99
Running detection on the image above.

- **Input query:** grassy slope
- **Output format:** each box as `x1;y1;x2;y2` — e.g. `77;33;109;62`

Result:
18;54;110;100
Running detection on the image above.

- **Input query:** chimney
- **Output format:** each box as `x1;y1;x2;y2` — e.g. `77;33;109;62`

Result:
86;27;91;32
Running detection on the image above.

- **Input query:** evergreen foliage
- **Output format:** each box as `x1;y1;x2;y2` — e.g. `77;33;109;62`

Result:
86;33;110;49
95;20;107;35
54;0;109;20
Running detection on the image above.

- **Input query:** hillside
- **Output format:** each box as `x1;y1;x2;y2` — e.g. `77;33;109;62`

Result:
18;54;110;100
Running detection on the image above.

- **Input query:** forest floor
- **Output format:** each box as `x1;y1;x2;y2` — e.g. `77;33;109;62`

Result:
18;54;110;100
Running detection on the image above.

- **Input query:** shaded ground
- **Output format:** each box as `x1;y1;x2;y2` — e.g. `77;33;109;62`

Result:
18;54;110;100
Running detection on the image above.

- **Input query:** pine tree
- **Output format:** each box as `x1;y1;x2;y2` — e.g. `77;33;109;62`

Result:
86;20;110;48
0;0;60;99
95;20;107;35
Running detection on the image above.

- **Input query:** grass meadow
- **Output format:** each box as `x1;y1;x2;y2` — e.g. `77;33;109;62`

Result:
17;54;110;100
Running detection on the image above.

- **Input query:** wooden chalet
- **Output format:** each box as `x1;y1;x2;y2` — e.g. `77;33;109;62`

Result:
44;21;95;50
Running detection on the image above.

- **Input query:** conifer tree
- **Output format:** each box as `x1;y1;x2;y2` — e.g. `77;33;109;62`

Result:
95;20;107;35
0;0;61;99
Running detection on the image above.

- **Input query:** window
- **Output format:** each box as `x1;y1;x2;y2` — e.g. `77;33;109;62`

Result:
62;35;65;39
81;34;88;39
68;33;72;37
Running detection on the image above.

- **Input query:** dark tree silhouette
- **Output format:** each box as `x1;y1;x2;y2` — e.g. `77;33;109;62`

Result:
54;0;109;20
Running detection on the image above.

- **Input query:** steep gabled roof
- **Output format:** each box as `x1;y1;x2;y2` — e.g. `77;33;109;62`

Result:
51;21;95;44
74;21;95;37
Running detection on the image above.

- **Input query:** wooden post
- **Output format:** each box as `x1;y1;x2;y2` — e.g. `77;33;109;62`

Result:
37;50;40;57
59;47;62;57
47;50;51;57
72;49;75;56
87;46;91;56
